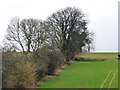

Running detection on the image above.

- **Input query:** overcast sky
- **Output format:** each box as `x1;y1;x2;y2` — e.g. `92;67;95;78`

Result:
0;0;119;52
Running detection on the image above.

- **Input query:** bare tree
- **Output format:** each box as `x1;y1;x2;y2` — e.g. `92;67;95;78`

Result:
5;17;25;52
20;18;46;52
46;7;94;62
4;17;47;52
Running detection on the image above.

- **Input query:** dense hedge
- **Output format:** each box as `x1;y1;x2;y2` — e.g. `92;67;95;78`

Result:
2;46;65;88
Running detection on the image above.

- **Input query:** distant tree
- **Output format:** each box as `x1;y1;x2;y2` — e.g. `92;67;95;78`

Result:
46;7;94;63
4;17;47;52
82;32;94;52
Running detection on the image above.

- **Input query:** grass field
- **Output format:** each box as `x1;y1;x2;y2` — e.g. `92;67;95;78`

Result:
40;53;118;88
75;52;118;60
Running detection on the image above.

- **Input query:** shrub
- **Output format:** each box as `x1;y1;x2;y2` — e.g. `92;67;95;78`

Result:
2;45;65;88
4;61;37;88
47;50;64;75
32;46;64;76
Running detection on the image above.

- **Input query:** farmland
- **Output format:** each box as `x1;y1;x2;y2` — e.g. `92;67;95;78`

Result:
40;53;118;88
75;52;118;60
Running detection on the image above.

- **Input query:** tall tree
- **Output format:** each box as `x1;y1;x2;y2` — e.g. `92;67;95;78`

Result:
5;17;25;52
4;17;47;52
46;7;93;62
20;18;47;52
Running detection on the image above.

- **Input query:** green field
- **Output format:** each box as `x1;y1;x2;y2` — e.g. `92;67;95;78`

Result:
75;52;118;60
40;53;118;88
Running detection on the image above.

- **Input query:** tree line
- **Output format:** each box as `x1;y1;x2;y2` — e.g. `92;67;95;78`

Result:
3;7;94;62
2;7;94;88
